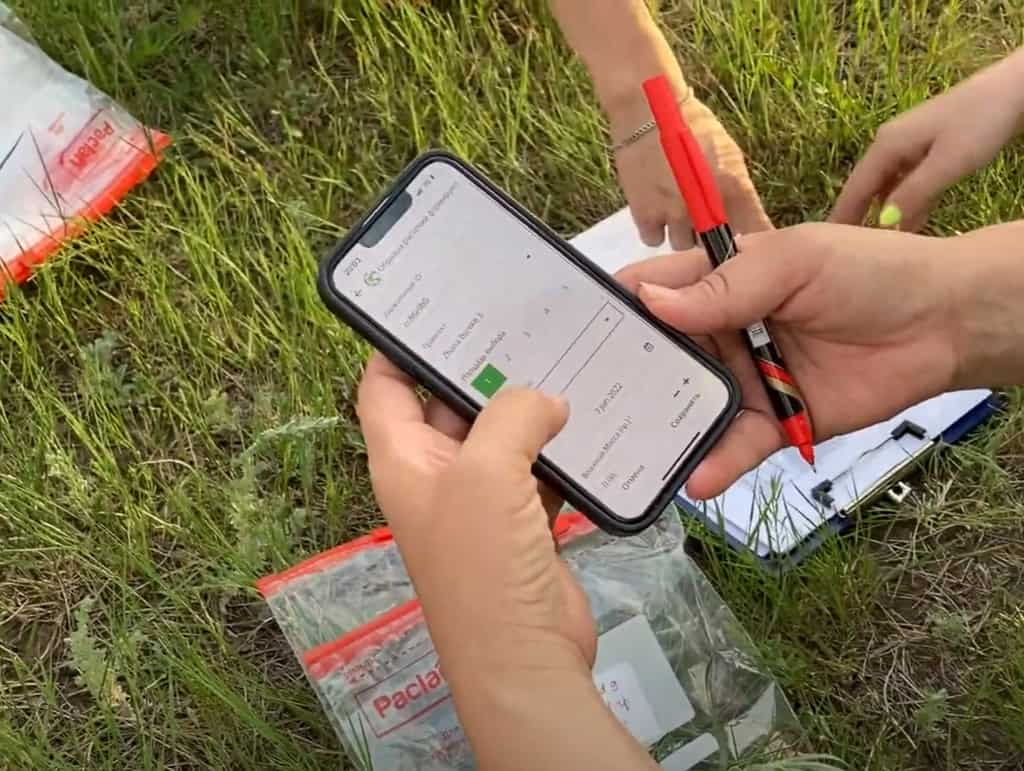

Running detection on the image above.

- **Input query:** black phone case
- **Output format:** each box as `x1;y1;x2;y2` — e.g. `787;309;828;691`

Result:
317;150;740;536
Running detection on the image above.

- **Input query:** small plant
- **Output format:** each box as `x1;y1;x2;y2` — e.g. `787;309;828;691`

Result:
202;388;240;433
45;444;93;507
241;415;342;461
65;598;130;716
914;688;950;738
77;329;136;407
928;609;971;645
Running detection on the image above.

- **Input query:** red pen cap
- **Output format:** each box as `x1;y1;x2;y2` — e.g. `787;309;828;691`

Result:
642;75;727;232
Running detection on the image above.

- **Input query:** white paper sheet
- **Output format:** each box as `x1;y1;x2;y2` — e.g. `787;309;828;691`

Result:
571;207;671;275
569;208;992;557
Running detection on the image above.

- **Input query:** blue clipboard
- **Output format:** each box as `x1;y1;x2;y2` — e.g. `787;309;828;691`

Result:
674;394;1002;574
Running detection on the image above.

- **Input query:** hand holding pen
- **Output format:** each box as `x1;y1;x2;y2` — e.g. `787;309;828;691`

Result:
639;74;816;469
615;77;1018;498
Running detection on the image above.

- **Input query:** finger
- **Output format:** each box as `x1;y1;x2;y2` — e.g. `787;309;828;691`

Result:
425;397;470;441
719;175;774;234
614;246;710;294
634;216;666;247
685;410;787;500
690;333;720;360
830;131;923;225
900;208;931;235
880;146;968;232
668;219;696;251
357;353;425;454
715;331;773;413
636;235;813;334
555;561;597;667
462;388;569;466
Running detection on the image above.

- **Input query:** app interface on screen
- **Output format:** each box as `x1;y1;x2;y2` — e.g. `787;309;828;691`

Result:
332;160;731;521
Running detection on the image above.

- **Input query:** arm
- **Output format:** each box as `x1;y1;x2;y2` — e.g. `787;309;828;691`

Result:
617;220;1024;497
357;366;658;771
442;646;658;771
549;0;689;133
549;0;773;242
832;46;1024;230
948;221;1024;390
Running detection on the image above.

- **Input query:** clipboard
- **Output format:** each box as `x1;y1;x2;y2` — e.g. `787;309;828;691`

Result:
673;391;1000;572
569;209;1000;571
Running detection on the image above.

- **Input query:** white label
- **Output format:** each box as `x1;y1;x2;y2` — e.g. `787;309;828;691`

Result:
593;616;695;746
594;661;662;743
745;320;771;348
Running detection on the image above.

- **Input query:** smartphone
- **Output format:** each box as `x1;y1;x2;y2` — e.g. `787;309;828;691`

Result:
319;151;739;535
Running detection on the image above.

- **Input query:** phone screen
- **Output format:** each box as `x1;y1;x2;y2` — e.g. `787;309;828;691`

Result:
328;158;732;523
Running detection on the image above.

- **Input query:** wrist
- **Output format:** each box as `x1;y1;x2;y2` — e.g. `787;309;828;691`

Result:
549;0;689;140
966;46;1024;135
588;30;689;132
437;620;591;691
947;222;1024;389
442;649;656;771
444;640;592;708
1005;48;1024;133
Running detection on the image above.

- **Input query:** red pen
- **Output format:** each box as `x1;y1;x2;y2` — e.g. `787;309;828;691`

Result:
641;75;816;469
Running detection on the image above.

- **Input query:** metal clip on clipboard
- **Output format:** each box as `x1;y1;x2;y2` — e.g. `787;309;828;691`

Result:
810;419;931;513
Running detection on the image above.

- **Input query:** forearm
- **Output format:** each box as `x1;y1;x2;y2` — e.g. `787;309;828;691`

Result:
443;646;658;771
949;220;1024;390
990;46;1024;134
548;0;688;124
413;549;657;771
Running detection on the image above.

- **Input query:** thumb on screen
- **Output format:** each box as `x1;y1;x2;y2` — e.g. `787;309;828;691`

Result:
462;388;569;466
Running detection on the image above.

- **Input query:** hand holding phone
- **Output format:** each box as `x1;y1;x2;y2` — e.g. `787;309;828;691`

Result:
319;152;739;534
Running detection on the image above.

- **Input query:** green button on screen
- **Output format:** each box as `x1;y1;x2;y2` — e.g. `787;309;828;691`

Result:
471;363;506;398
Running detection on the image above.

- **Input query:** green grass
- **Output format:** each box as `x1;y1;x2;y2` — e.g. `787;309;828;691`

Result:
1;0;1023;768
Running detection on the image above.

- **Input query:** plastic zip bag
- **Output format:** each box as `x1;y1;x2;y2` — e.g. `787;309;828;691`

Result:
306;599;466;771
260;510;800;769
256;516;596;665
256;527;414;657
563;511;800;767
0;3;169;291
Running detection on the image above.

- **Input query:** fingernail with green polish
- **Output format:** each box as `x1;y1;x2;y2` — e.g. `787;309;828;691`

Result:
879;203;902;227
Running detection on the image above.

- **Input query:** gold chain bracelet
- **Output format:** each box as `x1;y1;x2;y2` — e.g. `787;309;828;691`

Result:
609;84;693;153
